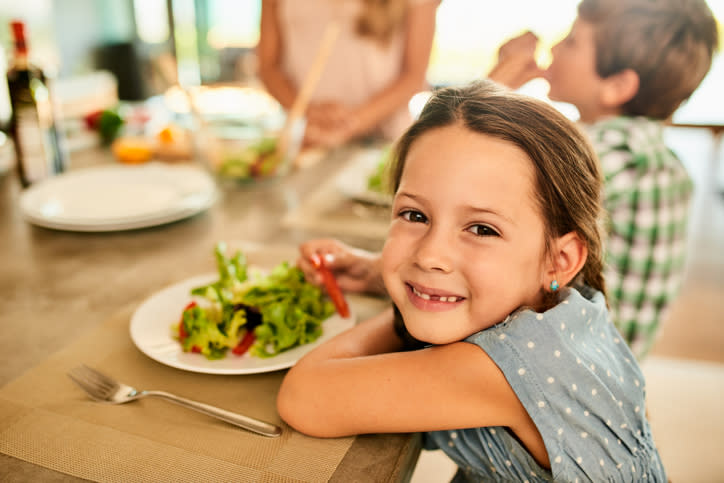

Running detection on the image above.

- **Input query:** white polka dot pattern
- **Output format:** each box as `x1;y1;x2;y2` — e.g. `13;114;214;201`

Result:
424;286;665;481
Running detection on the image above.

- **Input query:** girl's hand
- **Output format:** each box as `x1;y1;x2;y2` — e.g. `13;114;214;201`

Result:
297;239;386;296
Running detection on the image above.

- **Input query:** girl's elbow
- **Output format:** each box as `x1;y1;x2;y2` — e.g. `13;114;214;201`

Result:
277;400;334;438
277;377;319;436
276;381;302;429
276;377;345;438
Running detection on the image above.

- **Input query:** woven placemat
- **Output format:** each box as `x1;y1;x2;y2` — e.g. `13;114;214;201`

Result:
0;302;354;482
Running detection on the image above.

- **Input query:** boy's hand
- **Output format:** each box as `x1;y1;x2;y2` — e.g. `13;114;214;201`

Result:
297;239;386;296
488;31;544;90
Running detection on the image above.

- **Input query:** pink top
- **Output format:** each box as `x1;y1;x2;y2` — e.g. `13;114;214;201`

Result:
277;0;437;139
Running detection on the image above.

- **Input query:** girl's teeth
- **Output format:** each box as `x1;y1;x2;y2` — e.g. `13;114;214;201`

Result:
412;286;458;303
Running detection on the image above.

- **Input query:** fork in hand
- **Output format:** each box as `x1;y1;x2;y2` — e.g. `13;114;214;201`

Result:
68;364;282;437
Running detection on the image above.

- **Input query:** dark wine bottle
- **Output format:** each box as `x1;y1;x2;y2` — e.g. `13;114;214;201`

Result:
6;20;66;187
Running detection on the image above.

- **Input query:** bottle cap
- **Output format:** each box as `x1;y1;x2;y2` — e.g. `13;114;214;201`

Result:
10;21;27;54
10;21;25;40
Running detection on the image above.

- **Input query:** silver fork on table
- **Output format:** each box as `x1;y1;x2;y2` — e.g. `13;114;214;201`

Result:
68;364;282;437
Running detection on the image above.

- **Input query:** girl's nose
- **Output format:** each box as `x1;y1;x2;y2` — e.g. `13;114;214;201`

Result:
413;227;454;273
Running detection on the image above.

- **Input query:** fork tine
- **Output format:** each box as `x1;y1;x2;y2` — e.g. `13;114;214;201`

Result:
79;364;118;392
68;370;107;400
80;365;118;387
69;366;117;398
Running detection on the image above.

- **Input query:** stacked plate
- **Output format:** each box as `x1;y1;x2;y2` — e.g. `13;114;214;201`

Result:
19;163;217;231
0;131;13;175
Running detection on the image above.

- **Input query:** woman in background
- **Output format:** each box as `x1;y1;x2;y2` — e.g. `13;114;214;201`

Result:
258;0;439;148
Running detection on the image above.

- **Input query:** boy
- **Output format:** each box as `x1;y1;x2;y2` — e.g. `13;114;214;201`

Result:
540;0;719;357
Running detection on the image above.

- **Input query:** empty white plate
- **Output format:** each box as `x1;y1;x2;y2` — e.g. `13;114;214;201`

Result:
19;162;217;231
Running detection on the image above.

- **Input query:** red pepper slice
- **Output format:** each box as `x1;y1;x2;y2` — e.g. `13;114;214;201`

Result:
179;323;188;342
232;330;256;356
83;110;103;130
179;301;197;343
310;253;350;318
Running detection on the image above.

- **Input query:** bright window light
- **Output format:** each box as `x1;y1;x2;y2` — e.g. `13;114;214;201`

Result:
133;0;170;44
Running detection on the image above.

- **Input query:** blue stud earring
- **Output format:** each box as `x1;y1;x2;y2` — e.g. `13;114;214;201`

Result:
550;280;559;292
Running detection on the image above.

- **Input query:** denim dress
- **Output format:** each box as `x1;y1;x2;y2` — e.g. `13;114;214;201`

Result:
425;286;667;482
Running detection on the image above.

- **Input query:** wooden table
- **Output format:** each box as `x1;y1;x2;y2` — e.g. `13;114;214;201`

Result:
668;122;724;194
0;146;420;482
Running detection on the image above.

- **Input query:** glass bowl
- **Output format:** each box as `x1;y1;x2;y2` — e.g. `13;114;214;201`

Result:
166;85;305;183
196;117;305;182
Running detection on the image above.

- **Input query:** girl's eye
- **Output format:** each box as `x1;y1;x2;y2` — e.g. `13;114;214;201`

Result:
467;224;500;237
400;210;428;223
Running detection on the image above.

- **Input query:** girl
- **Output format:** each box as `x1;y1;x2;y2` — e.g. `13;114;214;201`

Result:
280;81;666;482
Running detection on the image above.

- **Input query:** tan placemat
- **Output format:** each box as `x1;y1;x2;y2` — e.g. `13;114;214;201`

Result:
282;147;391;241
0;303;354;482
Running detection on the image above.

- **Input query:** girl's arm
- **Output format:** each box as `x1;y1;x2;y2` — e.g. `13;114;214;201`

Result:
277;308;542;451
257;0;297;110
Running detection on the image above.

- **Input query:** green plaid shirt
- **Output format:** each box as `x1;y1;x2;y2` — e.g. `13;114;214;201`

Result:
583;117;693;359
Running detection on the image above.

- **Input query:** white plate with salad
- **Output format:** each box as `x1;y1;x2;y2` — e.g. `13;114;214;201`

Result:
130;245;354;375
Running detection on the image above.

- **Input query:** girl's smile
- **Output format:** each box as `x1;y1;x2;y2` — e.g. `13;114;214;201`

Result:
405;281;465;311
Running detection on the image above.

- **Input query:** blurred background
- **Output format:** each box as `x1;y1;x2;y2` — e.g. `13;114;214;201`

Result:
0;2;722;481
0;0;722;129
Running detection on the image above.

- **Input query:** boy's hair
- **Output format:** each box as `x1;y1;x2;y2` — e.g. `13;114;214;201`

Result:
389;81;607;302
579;0;719;119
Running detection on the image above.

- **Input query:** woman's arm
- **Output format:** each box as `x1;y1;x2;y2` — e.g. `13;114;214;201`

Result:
345;1;438;139
304;1;438;147
257;0;298;109
259;1;437;146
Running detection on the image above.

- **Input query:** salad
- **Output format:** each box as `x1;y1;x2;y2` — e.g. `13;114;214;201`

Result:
366;146;393;194
175;243;335;360
216;137;282;180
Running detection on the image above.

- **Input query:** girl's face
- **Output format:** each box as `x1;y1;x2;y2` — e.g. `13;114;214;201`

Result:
544;17;607;122
382;124;550;345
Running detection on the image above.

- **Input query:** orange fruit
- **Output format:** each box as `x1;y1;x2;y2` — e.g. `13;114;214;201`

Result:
111;137;154;164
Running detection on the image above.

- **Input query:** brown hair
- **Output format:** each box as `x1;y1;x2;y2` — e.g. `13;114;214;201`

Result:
356;0;407;45
578;0;719;119
389;81;607;303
